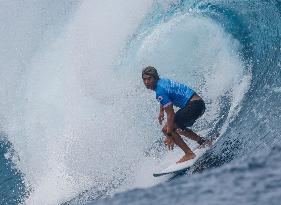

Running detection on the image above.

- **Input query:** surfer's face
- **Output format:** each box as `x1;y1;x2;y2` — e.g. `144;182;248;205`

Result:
142;74;156;90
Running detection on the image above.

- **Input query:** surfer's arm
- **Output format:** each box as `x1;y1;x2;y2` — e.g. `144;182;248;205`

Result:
158;105;165;124
160;104;164;113
163;104;175;135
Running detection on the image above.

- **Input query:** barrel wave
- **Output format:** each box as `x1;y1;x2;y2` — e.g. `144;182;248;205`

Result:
0;0;280;205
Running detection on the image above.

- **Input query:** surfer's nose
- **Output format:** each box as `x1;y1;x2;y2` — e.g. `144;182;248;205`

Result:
143;80;150;87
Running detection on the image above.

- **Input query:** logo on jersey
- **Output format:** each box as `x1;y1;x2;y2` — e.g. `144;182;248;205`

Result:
157;96;163;102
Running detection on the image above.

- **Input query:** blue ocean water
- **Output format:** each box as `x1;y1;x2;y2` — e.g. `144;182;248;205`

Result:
0;0;281;205
90;145;281;205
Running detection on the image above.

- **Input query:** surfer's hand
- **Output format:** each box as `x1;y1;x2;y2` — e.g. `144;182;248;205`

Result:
158;113;164;125
164;136;174;150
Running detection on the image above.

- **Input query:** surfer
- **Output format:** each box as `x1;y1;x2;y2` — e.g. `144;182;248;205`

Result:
142;66;211;163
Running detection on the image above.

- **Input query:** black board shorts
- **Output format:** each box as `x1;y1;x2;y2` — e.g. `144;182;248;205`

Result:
174;99;206;131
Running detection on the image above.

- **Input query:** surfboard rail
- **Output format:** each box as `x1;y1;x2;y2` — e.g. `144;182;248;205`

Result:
153;133;219;177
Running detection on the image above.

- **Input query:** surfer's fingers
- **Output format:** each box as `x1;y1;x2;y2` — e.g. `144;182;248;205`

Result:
167;142;173;150
164;140;169;149
167;141;173;150
167;143;171;150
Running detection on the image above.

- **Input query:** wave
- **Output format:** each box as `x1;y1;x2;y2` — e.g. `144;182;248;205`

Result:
0;0;280;205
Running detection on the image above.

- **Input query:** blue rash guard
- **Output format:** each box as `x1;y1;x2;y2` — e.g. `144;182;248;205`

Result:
155;78;195;109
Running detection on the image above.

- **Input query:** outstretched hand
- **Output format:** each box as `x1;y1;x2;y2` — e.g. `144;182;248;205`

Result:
164;136;174;150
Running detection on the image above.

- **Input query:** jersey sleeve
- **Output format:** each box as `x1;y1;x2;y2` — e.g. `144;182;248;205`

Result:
156;91;172;108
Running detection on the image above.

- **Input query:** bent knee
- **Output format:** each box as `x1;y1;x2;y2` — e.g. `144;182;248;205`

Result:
162;126;167;134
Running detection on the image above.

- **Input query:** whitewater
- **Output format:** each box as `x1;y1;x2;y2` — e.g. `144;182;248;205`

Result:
0;0;280;205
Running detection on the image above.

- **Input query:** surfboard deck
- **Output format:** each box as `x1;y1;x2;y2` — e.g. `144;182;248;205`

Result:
153;133;219;177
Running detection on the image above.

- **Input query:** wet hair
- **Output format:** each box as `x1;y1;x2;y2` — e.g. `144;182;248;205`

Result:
142;66;159;80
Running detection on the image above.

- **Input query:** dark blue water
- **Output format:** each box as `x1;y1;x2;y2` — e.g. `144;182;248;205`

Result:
89;145;281;205
0;137;27;205
1;0;281;205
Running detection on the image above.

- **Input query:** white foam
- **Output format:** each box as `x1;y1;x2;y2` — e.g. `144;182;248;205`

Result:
0;1;154;205
273;87;281;93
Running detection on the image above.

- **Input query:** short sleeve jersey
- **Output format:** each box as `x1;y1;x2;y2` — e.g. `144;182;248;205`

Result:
155;78;195;109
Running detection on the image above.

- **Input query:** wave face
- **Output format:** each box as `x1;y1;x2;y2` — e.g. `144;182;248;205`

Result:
0;0;281;205
91;0;281;203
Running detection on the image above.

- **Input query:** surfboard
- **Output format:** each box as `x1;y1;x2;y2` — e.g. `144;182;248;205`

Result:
153;134;219;177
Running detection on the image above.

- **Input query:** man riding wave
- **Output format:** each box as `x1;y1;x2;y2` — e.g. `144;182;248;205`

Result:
142;66;211;163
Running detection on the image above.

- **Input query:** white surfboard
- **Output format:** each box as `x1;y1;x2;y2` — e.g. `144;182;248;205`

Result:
153;134;218;177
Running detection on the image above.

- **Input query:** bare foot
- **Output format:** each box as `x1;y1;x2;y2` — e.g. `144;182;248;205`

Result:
176;152;196;163
198;139;212;149
198;133;219;149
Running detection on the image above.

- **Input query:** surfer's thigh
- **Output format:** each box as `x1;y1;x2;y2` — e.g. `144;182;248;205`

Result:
174;99;206;130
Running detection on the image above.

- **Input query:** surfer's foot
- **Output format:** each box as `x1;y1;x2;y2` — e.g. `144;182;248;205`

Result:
198;139;212;149
176;152;196;164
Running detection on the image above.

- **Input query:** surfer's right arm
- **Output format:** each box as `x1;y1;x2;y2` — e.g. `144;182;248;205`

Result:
158;105;165;125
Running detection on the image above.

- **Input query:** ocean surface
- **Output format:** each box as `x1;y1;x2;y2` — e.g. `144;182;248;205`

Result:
0;0;280;205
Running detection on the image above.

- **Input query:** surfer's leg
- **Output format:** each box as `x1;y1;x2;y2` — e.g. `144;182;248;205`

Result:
178;129;211;148
174;99;205;131
171;132;196;163
174;99;210;147
177;129;207;145
162;124;195;162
